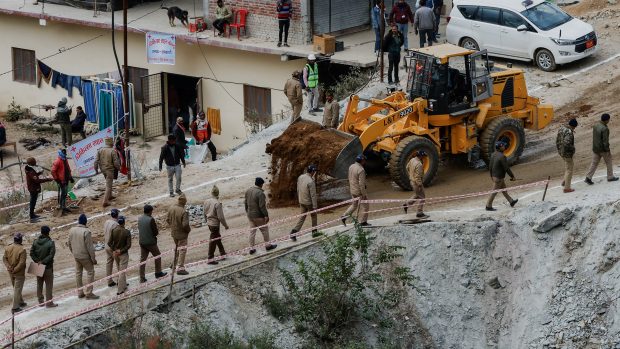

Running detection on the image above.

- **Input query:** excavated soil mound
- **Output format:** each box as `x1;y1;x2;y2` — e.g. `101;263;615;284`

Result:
266;120;350;207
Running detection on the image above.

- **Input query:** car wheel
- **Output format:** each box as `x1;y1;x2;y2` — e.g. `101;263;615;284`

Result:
535;49;557;72
460;37;479;51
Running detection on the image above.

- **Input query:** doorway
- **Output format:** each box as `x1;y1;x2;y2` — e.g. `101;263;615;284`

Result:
166;73;201;134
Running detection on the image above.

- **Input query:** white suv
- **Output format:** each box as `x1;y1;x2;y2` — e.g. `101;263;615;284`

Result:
446;0;597;71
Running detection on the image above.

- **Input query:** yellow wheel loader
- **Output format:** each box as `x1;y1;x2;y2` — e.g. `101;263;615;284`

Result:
331;44;553;190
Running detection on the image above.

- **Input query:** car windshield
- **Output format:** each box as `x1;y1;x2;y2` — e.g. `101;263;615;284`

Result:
521;2;572;31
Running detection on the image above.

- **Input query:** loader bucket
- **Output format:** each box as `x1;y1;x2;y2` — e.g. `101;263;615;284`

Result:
329;132;362;179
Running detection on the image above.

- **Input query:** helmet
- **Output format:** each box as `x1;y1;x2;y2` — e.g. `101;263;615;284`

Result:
308;164;318;173
308;54;316;61
356;154;366;162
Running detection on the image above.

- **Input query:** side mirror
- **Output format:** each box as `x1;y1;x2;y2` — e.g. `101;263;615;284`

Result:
517;24;527;32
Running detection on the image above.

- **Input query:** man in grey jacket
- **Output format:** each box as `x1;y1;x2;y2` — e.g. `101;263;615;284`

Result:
68;214;99;300
245;177;277;254
414;0;436;48
138;205;167;283
486;142;518;211
290;165;320;241
203;185;229;264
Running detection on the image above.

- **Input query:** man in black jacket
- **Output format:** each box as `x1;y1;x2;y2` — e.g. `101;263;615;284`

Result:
159;134;186;197
172;117;187;153
30;226;57;307
383;24;404;85
52;97;73;147
486;141;518;211
71;106;87;140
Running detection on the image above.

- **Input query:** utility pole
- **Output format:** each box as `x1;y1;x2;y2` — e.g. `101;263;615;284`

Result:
123;0;131;182
379;1;385;83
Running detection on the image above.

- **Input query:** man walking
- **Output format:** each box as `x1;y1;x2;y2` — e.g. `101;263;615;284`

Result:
486;142;518;211
51;97;72;147
556;118;578;193
284;71;303;123
138;205;167;283
322;91;340;128
404;150;429;219
203;185;229;265
389;0;413;51
31;226;57;307
103;209;120;287
159;134;186;197
25;157;53;222
3;233;27;312
213;0;233;36
173;117;188;155
433;0;444;41
276;0;292;47
414;0;436;48
68;214;99;300
108;216;131;295
167;194;191;275
585;113;618;184
94;137;121;208
341;155;371;226
303;54;320;113
290;165;320;241
383;24;404;85
51;149;73;214
245;177;277;254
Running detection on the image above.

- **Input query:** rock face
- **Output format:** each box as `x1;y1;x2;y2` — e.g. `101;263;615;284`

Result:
533;207;574;233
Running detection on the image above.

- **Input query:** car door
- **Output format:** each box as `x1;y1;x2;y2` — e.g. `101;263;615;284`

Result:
472;7;502;54
499;10;536;59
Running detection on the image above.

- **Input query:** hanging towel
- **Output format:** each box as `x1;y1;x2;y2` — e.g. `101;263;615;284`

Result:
67;76;83;97
37;60;53;87
98;90;114;132
114;85;125;132
81;81;97;123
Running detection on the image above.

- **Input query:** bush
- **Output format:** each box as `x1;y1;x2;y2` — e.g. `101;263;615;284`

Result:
6;97;27;122
187;322;277;349
263;293;291;322
328;67;371;102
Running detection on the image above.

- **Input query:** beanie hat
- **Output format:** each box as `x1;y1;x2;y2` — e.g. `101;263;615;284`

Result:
110;208;120;218
41;226;51;235
78;214;87;225
14;233;23;243
602;113;611;121
178;193;187;205
568;119;578;127
211;185;220;198
118;216;126;225
255;177;265;186
176;117;183;123
104;137;113;146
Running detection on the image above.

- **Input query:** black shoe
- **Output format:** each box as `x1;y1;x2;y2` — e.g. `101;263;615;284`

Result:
277;42;282;47
265;244;277;251
19;302;27;307
283;43;290;47
402;204;408;214
155;272;168;278
108;281;117;287
169;192;175;197
313;108;322;113
341;216;347;226
360;222;371;227
416;213;430;219
78;293;85;299
177;269;189;275
30;214;41;220
388;81;393;85
290;229;298;242
608;176;619;182
312;230;323;238
585;177;594;185
207;261;218;265
116;291;125;296
486;207;497;211
62;208;71;213
510;199;518;207
12;307;22;313
175;189;183;195
140;278;147;283
249;249;257;255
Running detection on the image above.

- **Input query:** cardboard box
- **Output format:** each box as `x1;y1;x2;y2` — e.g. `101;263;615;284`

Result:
313;34;336;55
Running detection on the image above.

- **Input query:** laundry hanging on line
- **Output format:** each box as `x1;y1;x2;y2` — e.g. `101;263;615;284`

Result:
37;60;83;97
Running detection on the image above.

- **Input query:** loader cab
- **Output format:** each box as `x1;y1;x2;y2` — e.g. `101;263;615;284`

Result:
407;45;494;115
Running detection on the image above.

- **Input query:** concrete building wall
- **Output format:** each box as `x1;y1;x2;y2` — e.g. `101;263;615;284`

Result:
0;14;303;150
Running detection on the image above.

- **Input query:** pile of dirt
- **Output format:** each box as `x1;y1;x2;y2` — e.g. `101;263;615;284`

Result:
265;120;350;207
565;0;611;16
556;104;593;124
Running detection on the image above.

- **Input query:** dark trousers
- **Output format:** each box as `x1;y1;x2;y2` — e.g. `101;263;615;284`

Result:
207;140;217;161
139;244;162;280
208;225;226;259
419;29;434;48
213;19;229;33
278;20;290;44
387;52;401;83
71;125;87;140
29;191;39;218
434;13;441;36
37;267;54;304
58;183;68;209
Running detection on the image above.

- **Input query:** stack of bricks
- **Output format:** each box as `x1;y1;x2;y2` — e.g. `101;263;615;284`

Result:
208;0;308;45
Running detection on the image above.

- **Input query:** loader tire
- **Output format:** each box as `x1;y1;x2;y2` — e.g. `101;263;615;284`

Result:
480;116;525;165
389;135;439;191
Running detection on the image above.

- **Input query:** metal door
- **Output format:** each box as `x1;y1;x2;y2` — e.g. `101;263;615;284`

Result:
467;50;493;102
312;0;371;34
141;73;165;140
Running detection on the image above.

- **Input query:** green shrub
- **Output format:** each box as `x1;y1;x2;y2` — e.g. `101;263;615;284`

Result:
6;97;27;122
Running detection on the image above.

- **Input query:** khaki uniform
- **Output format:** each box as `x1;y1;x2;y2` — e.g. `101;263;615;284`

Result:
322;100;340;129
244;186;271;247
103;219;119;285
406;157;425;214
68;224;97;296
204;198;228;259
94;145;121;206
3;244;27;310
167;196;191;269
343;162;369;223
293;173;318;232
284;77;303;123
486;151;515;208
108;225;132;294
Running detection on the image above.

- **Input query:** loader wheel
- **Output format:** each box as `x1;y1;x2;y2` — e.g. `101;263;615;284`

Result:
389;136;439;191
480;116;525;165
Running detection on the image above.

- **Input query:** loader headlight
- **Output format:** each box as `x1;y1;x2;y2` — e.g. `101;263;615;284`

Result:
551;38;577;46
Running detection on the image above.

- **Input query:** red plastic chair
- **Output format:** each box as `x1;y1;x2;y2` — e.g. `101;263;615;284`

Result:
228;9;249;40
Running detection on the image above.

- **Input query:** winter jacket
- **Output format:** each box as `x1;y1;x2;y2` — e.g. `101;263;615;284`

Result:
94;145;121;174
322;100;340;128
371;5;382;29
167;197;191;240
25;165;52;194
390;2;414;24
68;224;96;262
284;78;303;105
297;173;317;208
592;121;610;153
406;157;424;186
173;123;187;150
190;119;213;141
108;225;132;255
348;162;367;197
414;6;436;31
489;151;514;179
277;0;292;20
71;111;87;130
103;219;119;246
245;186;269;219
138;214;159;246
159;143;186;170
383;30;404;54
54;100;72;124
30;235;55;269
556;125;575;158
203;198;229;229
51;157;73;184
3;244;27;276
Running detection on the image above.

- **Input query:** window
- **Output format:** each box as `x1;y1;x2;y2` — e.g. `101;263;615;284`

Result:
243;85;272;128
501;10;527;29
475;7;500;25
12;48;36;84
457;5;478;19
521;2;571;31
125;66;149;102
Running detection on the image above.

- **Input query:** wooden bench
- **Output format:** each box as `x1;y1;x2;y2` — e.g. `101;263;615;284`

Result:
0;141;17;168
